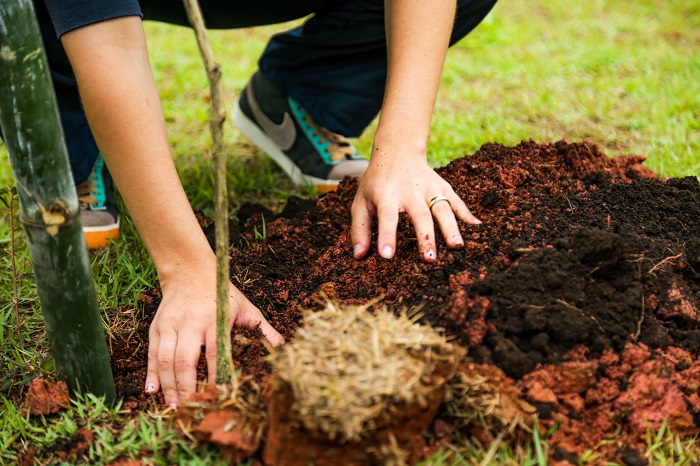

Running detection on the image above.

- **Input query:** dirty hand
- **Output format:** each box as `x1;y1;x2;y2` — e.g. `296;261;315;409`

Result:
144;264;283;408
351;155;481;262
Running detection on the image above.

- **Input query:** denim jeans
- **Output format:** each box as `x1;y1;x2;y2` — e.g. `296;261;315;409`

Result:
29;0;497;183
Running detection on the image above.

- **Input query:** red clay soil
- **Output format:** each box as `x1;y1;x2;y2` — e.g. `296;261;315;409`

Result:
176;384;263;464
264;368;450;466
22;378;70;416
104;140;700;464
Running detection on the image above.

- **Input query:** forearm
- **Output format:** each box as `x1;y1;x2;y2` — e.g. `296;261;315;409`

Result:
376;0;455;159
61;17;214;279
60;16;282;405
351;1;474;262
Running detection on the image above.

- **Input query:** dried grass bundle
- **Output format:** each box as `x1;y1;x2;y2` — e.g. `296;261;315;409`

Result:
443;363;535;436
267;301;464;442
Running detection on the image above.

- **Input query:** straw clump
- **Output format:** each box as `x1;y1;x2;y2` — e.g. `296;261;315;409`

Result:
267;301;465;442
443;363;536;438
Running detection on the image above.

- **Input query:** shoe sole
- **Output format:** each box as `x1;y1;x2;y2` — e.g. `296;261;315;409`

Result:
232;96;340;193
83;216;120;249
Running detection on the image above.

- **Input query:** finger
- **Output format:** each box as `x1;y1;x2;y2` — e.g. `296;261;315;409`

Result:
376;203;399;260
174;330;204;402
350;197;372;259
258;315;284;346
145;326;161;395
156;328;179;408
232;292;285;346
408;203;437;262
430;198;464;249
205;327;217;386
447;192;482;224
204;326;216;385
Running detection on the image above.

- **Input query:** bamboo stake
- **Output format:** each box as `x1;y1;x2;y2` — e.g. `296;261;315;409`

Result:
0;0;115;401
4;187;23;349
181;0;235;384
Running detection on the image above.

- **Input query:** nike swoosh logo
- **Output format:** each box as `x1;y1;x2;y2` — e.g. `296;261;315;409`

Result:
246;83;296;151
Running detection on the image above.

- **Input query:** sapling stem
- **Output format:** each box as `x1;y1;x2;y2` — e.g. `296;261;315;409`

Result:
181;0;235;384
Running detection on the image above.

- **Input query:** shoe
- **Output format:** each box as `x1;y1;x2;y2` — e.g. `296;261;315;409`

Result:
232;71;369;193
76;153;120;249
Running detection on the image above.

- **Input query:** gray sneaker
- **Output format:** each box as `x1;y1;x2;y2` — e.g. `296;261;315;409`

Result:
77;153;120;249
232;71;369;192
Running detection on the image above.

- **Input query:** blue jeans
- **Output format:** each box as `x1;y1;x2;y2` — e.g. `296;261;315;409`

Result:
32;0;497;183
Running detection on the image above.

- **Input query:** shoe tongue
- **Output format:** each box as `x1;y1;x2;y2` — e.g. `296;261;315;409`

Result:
324;132;357;161
76;180;98;208
78;196;98;209
329;143;357;162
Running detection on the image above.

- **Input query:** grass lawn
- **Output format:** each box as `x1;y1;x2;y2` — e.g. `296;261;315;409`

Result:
1;0;699;463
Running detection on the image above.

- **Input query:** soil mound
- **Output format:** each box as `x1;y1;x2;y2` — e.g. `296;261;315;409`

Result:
110;140;699;463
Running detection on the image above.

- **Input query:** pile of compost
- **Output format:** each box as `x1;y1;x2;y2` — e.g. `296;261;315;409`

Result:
111;140;700;464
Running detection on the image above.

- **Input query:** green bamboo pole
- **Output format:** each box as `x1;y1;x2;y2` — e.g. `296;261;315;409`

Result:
0;0;116;402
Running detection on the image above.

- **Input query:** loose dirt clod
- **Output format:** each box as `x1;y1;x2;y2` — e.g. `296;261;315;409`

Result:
22;378;70;416
177;377;266;464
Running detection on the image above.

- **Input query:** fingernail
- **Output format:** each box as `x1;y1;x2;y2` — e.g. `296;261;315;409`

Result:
454;237;464;247
169;403;178;410
425;249;436;260
474;217;483;224
353;243;363;258
380;245;394;259
145;383;155;393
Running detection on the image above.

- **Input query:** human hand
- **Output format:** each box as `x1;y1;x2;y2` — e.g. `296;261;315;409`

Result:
143;263;283;408
60;14;284;408
351;155;481;262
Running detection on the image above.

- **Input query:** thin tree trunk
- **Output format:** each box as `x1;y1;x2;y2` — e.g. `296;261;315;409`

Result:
181;0;234;384
0;0;116;402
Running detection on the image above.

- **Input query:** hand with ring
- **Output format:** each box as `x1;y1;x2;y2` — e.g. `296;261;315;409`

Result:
427;195;450;210
351;154;481;263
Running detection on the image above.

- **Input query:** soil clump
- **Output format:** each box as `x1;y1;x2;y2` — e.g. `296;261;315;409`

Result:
22;378;70;416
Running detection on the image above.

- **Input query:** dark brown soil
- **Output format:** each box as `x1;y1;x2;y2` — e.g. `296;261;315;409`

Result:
106;140;699;463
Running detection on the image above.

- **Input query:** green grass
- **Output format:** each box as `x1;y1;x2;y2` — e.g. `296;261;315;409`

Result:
1;393;233;465
1;0;699;463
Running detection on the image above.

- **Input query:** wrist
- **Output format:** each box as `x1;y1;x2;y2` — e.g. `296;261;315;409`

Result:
372;127;428;162
153;243;217;286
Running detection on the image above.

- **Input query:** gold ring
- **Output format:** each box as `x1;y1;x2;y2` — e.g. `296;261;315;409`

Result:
428;195;450;210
